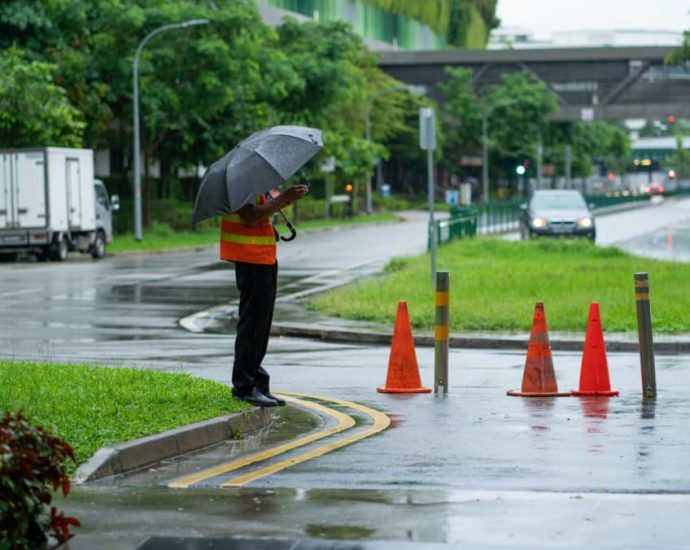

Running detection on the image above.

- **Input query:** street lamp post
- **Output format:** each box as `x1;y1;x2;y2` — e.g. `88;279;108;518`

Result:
364;85;407;214
481;100;519;204
132;19;209;241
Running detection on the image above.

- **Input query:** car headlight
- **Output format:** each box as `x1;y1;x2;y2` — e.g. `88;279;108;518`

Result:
530;217;547;228
577;217;593;228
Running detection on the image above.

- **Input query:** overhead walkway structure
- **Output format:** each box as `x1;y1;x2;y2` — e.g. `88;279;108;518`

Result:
379;46;690;121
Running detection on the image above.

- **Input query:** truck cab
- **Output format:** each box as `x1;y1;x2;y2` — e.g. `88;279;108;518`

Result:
90;179;119;259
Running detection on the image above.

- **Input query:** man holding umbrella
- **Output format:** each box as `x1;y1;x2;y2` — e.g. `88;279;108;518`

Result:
222;185;308;407
193;126;323;407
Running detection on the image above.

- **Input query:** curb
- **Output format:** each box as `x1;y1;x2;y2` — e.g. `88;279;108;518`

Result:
75;407;271;484
271;323;690;354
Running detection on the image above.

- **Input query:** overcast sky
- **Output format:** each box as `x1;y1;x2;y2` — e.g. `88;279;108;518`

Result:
496;0;690;38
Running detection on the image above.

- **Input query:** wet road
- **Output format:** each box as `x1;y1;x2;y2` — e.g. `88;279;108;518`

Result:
61;344;690;548
2;203;690;548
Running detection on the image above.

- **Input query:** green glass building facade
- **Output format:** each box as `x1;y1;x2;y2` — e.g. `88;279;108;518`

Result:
261;0;448;50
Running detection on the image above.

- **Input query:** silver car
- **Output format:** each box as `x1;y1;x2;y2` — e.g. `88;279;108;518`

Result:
520;190;595;242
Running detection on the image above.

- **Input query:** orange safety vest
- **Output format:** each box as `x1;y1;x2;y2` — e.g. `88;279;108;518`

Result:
220;195;276;265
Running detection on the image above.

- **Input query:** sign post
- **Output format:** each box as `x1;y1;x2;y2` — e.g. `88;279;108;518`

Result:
320;156;335;219
420;107;436;281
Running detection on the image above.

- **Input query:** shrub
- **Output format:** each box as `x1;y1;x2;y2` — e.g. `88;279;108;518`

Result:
0;412;80;549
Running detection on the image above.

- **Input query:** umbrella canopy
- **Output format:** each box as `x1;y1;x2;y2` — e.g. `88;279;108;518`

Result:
192;125;323;224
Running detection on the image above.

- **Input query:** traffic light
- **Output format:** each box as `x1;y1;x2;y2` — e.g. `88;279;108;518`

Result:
515;160;528;176
344;183;353;193
667;114;676;125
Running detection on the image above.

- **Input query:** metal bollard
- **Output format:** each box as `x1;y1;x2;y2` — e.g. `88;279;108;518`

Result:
434;271;450;394
635;272;657;399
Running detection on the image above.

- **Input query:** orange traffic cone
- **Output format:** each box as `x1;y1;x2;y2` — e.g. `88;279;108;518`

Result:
377;301;431;394
507;302;570;397
572;303;619;397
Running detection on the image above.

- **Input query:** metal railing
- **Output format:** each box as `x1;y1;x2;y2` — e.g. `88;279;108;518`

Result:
474;200;523;234
429;207;477;250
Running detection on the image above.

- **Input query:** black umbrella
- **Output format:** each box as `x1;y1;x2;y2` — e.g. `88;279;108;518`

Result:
192;125;323;228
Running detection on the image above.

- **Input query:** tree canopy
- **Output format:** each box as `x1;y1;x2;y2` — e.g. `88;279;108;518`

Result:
0;0;425;209
0;46;84;147
439;67;632;191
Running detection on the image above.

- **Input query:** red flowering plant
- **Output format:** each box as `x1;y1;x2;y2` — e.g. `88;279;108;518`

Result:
0;412;80;549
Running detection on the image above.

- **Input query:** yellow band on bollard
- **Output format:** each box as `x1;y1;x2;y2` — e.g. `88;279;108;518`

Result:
435;291;450;307
636;293;649;301
435;325;449;340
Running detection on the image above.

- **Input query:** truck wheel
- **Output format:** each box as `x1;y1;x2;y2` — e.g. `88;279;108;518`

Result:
50;236;69;262
91;231;106;259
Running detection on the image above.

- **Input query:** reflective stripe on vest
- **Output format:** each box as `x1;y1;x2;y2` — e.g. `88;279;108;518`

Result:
220;197;276;265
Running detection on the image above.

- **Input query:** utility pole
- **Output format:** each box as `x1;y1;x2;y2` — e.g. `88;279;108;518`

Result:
420;107;436;281
132;19;208;241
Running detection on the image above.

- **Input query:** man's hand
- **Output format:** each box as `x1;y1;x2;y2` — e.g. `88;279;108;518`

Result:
281;184;309;207
237;184;309;224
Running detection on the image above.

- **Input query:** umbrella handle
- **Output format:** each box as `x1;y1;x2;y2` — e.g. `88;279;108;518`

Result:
280;221;297;242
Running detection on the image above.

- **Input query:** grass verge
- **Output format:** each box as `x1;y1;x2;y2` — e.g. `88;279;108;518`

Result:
308;238;690;334
0;362;249;471
108;213;399;254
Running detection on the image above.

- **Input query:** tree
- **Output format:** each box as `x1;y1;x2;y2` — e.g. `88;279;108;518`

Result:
486;72;559;165
439;70;559;195
438;67;483;176
0;0;112;148
666;29;690;65
570;121;631;177
275;18;420;183
0;46;84;147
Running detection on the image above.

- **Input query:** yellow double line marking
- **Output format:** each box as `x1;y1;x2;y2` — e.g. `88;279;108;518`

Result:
169;392;389;489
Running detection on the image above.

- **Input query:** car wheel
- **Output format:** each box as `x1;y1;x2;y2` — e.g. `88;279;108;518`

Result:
49;236;69;261
90;231;106;259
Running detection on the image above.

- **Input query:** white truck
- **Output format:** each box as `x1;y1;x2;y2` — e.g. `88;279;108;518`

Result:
0;147;119;261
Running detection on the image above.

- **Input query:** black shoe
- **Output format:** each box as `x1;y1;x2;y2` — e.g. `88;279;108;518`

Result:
236;388;279;408
261;391;286;406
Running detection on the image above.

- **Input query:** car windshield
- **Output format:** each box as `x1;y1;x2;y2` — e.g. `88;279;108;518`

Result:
531;192;586;210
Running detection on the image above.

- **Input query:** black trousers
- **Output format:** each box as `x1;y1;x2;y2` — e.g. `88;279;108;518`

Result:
232;261;278;396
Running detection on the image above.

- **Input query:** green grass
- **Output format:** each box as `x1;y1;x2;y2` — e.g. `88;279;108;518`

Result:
0;362;250;471
308;238;690;334
108;224;218;253
108;213;399;254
